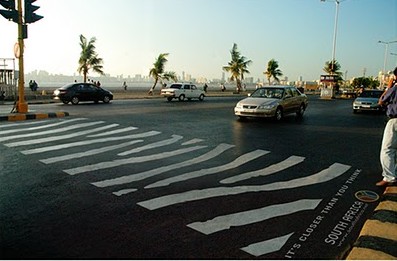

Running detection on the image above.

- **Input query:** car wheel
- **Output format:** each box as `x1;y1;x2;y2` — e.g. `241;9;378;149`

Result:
71;96;79;105
167;97;173;102
199;94;204;101
178;94;185;101
274;107;283;121
296;104;305;117
103;95;110;103
353;109;358;114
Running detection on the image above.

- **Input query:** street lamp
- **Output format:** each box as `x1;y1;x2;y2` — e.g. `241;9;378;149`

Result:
321;0;346;72
378;40;397;88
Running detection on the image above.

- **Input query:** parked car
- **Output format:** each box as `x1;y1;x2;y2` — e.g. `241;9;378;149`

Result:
234;86;308;121
161;83;205;101
53;83;113;105
352;89;384;113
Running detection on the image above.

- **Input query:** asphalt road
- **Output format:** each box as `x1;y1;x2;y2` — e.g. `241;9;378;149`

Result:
0;96;389;259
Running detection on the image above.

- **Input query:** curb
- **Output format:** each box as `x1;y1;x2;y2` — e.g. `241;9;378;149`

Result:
0;112;70;122
346;186;397;260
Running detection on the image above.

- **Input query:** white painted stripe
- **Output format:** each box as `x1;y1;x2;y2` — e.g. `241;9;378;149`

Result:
220;156;305;184
40;140;144;164
137;163;351;210
0;121;106;142
87;126;138;137
145;149;270;188
182;138;204;145
20;131;161;154
64;145;207;175
5;123;119;147
241;233;294;257
187;199;321;235
118;135;183;156
113;189;137;196
0;118;80;129
0;120;44;128
0;118;86;135
91;143;235;188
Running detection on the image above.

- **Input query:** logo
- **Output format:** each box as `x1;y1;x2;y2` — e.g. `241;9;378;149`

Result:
355;190;379;203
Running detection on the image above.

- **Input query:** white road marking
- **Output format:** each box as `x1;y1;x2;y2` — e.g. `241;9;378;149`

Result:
145;149;270;188
118;135;183;156
220;155;305;184
137;163;351;210
0;118;86;135
87;126;138;137
91;143;235;188
187;199;321;235
5;123;119;147
21;131;161;154
40;140;144;164
113;189;138;196
64;145;208;175
182;139;204;145
0;121;107;142
241;233;294;257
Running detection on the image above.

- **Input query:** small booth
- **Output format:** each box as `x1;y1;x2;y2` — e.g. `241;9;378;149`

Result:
320;75;338;99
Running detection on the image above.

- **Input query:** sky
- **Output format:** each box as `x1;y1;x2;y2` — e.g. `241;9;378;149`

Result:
1;0;397;82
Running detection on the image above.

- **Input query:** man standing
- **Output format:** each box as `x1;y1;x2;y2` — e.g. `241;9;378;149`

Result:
377;67;397;186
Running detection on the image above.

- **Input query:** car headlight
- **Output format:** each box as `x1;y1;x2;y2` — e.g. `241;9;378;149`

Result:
54;90;60;96
235;103;242;109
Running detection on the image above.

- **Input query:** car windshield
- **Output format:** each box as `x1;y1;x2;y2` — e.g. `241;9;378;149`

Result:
251;88;284;99
170;84;182;89
359;91;382;98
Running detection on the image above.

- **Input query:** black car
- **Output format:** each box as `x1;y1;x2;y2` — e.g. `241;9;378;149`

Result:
53;83;113;105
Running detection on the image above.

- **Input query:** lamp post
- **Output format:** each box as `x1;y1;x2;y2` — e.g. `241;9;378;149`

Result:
321;0;345;73
378;40;397;88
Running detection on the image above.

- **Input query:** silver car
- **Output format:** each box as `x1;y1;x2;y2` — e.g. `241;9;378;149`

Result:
352;89;384;113
234;86;308;121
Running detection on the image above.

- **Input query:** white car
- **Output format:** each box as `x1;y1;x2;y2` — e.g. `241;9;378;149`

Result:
234;86;308;121
352;89;384;113
161;83;205;102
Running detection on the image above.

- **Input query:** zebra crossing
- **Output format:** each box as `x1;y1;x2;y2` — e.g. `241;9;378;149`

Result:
0;117;353;258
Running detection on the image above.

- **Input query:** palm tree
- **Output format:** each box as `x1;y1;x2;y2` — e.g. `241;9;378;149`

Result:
77;34;104;83
223;43;252;93
148;53;178;95
264;59;283;85
323;60;343;78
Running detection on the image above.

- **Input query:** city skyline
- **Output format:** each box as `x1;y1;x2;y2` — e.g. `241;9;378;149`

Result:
1;0;397;83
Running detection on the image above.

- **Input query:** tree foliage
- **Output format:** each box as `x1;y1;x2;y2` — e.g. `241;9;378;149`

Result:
223;43;252;93
148;53;177;95
77;34;105;83
264;59;283;84
351;77;379;89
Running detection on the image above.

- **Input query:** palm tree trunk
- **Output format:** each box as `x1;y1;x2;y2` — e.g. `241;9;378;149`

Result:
148;78;158;95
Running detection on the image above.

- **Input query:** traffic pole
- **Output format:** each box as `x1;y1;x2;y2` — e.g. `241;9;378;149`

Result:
16;0;28;113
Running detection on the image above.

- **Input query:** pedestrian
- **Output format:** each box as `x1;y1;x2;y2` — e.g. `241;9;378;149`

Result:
377;66;397;186
123;81;127;91
220;83;226;92
29;80;33;91
203;83;208;93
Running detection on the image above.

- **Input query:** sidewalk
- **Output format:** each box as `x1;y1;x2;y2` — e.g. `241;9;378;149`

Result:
346;186;397;259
